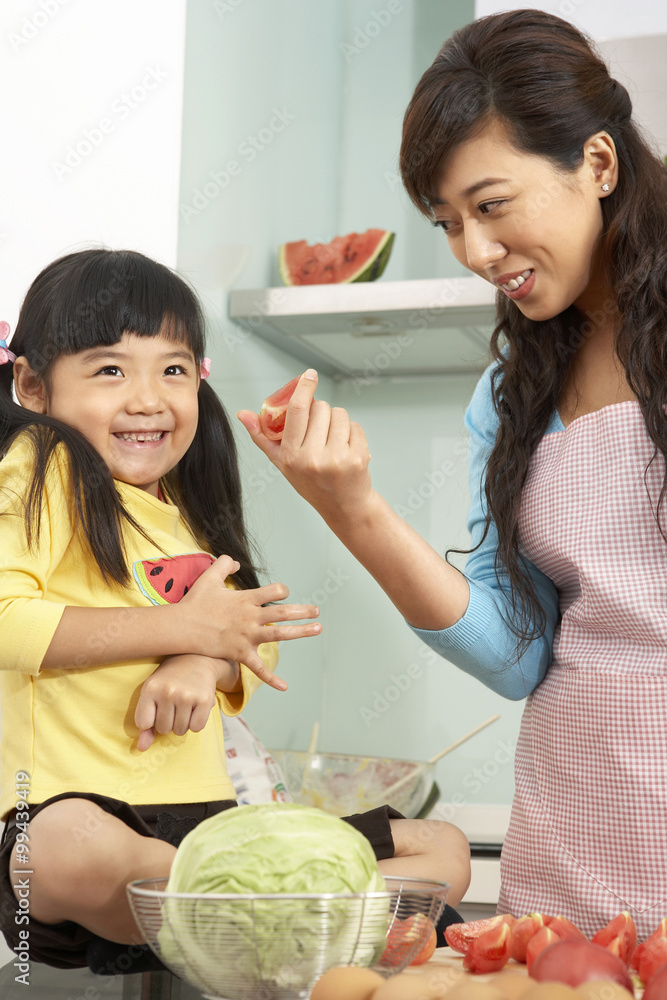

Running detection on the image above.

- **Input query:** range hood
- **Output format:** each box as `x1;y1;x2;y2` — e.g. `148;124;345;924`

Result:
228;276;497;378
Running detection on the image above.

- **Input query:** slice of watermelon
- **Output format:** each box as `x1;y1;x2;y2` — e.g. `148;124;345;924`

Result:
133;552;215;605
278;228;394;286
259;376;300;441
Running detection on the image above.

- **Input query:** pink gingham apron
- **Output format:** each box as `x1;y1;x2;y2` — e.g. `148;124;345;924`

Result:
497;401;667;939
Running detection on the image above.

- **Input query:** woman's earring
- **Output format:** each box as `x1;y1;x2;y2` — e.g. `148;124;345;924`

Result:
601;183;610;193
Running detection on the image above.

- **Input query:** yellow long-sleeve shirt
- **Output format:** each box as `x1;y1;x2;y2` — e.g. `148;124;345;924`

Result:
0;437;277;819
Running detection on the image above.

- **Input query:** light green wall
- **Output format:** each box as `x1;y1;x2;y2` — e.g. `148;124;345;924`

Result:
177;0;520;804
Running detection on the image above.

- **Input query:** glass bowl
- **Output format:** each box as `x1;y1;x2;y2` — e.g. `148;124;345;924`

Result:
127;874;449;1000
270;750;435;819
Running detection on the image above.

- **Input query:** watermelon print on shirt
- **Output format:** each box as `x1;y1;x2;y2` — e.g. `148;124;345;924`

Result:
133;552;215;604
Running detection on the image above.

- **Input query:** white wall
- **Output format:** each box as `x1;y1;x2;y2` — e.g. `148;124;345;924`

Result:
0;0;187;971
475;0;667;40
0;0;187;330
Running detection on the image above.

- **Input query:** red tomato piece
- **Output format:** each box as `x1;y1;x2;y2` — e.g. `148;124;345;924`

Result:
546;915;588;943
462;920;513;973
258;376;300;441
444;914;515;955
632;917;667;972
382;914;437;967
530;939;633;990
638;936;667;983
511;913;548;963
643;962;667;1000
525;926;560;973
592;911;637;965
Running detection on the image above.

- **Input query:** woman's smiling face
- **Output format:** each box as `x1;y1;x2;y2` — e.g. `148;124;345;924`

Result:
432;120;613;321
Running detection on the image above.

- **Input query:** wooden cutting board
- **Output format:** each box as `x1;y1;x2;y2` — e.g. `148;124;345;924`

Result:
399;948;643;997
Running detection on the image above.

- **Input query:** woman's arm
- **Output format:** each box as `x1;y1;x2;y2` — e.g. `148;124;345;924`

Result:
238;368;559;699
238;372;470;631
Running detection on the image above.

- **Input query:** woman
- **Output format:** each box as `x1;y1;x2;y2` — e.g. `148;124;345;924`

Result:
238;10;667;937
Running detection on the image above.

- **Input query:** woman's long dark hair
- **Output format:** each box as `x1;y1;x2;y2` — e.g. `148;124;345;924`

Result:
399;10;667;656
0;249;260;590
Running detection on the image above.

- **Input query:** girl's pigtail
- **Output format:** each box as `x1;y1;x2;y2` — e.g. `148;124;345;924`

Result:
164;381;261;592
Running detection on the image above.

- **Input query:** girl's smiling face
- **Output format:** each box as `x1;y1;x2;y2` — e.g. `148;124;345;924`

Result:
432;120;615;321
31;331;200;497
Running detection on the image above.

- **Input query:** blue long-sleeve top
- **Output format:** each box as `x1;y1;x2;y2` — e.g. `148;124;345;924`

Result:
409;363;562;701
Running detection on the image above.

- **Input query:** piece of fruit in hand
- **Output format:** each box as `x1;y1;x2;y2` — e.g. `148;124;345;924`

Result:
258;376;300;440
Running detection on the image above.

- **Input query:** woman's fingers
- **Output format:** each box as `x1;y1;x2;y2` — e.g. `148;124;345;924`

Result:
281;369;319;445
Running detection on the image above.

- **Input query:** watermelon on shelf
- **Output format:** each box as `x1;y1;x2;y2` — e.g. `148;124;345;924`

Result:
278;228;394;286
133;552;215;605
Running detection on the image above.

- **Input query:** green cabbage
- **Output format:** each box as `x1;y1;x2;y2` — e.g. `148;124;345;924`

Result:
157;803;389;996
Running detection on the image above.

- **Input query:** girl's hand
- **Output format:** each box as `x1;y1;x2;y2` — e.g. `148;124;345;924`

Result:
177;554;321;690
237;370;374;524
135;654;232;752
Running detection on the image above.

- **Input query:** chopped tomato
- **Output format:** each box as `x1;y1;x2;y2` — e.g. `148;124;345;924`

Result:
592;911;637;965
525;926;560;973
511;913;548;963
632;918;667;972
463;920;513;973
637;936;667;983
382;913;437;967
258;376;300;441
444;913;515;955
546;915;588;943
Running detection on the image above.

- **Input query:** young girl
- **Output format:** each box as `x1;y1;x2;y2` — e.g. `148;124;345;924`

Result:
239;11;667;939
0;249;469;975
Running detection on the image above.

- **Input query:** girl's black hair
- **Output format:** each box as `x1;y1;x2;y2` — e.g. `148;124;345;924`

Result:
400;10;667;659
0;248;261;590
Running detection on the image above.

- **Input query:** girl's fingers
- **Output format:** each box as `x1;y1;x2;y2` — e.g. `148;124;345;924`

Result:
137;727;155;752
254;581;290;604
189;702;211;734
212;554;241;579
262;622;323;642
258;602;320;624
242;653;289;692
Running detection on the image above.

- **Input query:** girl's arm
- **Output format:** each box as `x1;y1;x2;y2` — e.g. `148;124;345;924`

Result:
238;373;470;631
38;557;319;692
133;653;241;751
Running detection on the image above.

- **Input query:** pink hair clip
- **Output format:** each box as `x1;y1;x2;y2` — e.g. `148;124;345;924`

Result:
200;357;211;380
0;321;16;365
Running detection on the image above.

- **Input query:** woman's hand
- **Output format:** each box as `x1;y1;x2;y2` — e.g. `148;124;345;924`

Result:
176;555;320;690
134;654;235;752
237;370;375;525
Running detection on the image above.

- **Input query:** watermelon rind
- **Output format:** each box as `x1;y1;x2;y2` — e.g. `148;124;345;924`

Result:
278;229;395;286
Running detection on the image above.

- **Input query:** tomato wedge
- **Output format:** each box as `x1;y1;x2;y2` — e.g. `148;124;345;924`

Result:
511;912;548;963
637;937;667;983
444;914;515;955
632;917;667;973
592;911;637;965
258;376;300;441
526;926;560;973
382;913;437;967
463;920;513;973
546;915;588;943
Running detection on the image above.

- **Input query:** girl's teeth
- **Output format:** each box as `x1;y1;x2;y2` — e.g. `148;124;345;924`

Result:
118;432;163;442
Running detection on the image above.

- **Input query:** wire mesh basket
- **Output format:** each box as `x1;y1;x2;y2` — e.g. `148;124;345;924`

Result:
127;874;448;1000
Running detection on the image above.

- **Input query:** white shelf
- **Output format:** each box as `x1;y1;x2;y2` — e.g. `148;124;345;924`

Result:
228;276;497;377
